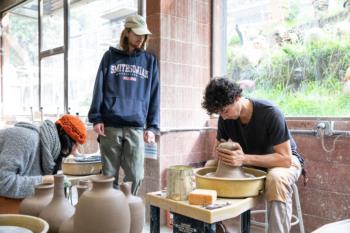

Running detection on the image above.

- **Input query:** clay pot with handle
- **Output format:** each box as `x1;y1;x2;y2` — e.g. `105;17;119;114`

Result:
39;175;75;233
19;183;54;217
74;175;131;233
120;182;145;233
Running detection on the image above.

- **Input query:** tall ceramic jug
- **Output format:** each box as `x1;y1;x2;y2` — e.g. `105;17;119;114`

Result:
59;179;90;233
19;183;54;216
39;175;75;233
76;179;90;200
120;182;145;233
74;175;131;233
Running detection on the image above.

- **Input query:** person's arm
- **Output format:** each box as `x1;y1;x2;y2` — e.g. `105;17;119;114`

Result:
144;57;160;142
218;140;292;168
0;148;42;199
88;52;108;127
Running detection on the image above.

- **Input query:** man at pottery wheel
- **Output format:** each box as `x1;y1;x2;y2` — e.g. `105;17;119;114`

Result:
202;77;304;233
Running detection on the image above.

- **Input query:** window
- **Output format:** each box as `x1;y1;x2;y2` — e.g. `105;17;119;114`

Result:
68;0;138;116
1;0;39;121
222;0;350;116
0;0;140;122
41;54;64;115
41;0;64;51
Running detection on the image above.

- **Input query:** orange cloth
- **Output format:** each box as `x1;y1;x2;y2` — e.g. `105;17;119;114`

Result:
0;197;22;214
56;115;87;144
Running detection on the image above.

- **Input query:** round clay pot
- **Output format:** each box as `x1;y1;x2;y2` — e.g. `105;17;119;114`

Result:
215;141;252;178
120;182;145;233
74;175;131;233
39;175;75;233
19;183;54;217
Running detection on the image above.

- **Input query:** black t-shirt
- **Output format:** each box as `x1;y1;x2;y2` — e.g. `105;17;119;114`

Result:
217;99;304;167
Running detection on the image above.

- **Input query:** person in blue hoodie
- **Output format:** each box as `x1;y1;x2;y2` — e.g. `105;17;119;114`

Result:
88;14;160;195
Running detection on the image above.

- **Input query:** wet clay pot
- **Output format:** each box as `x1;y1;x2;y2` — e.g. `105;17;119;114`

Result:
120;182;145;233
19;183;54;217
74;175;130;233
215;141;252;178
39;175;75;233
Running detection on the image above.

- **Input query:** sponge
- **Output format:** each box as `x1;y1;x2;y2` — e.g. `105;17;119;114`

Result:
188;189;217;205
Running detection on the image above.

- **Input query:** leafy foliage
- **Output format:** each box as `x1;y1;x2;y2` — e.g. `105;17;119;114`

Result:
229;34;350;116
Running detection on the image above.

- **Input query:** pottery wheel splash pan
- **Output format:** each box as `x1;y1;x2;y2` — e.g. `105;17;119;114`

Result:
62;155;102;176
194;167;267;198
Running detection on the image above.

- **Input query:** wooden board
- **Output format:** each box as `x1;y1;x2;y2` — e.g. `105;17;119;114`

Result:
146;191;261;223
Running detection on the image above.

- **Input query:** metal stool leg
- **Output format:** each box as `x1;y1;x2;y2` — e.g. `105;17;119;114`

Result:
292;183;305;233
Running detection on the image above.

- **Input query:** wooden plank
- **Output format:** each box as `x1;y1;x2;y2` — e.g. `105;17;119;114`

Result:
146;191;260;223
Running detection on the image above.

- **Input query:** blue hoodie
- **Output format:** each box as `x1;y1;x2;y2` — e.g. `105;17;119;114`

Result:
88;47;160;133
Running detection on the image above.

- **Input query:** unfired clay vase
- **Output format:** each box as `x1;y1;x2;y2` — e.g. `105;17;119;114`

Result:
120;182;145;233
19;183;54;217
39;175;75;233
74;175;131;233
214;141;253;178
76;180;90;200
59;180;90;233
58;216;73;233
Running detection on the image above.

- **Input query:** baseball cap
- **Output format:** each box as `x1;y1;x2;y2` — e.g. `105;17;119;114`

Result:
124;14;152;35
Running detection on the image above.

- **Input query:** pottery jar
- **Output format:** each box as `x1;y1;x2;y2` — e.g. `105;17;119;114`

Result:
39;175;75;233
76;179;90;200
19;183;54;217
120;182;145;233
59;180;90;233
74;175;131;233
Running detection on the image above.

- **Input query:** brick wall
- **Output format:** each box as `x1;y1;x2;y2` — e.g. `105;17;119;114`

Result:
140;0;213;196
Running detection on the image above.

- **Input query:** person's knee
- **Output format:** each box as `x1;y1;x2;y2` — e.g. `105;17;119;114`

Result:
266;169;286;187
265;170;290;202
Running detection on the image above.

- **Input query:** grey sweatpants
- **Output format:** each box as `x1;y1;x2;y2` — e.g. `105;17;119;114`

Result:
266;156;302;233
99;127;144;195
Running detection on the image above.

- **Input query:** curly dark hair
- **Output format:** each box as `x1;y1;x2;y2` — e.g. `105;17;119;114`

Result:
202;77;242;115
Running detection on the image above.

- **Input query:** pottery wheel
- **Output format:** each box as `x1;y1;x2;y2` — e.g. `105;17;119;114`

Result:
0;226;33;233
